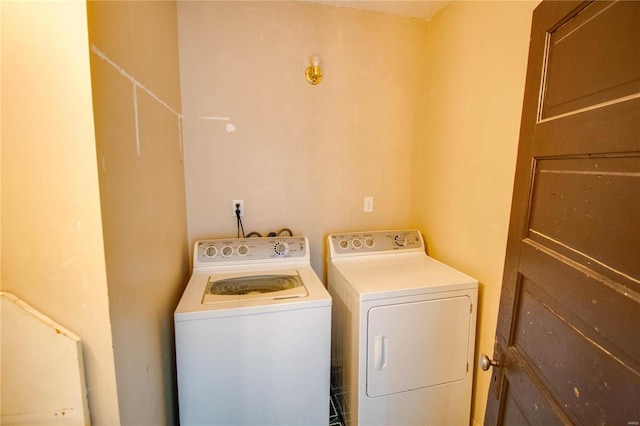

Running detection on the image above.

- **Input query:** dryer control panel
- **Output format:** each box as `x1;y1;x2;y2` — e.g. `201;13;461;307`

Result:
194;236;308;267
329;230;424;257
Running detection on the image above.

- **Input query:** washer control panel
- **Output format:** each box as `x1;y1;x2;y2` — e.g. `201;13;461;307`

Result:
329;230;424;256
195;236;307;265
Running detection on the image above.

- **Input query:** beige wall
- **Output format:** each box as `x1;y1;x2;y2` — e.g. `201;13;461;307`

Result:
87;1;189;425
178;1;539;423
177;1;428;275
0;1;120;424
178;4;538;422
418;1;539;423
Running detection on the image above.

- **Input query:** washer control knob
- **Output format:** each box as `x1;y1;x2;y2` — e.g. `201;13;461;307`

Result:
221;245;234;257
338;239;349;250
364;237;375;248
352;238;363;249
237;245;249;256
204;245;218;258
394;234;408;247
274;241;289;256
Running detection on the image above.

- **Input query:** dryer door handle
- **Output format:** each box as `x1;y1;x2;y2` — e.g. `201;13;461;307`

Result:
373;335;388;370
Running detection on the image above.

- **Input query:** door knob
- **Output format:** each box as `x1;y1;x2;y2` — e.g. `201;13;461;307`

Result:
480;353;500;371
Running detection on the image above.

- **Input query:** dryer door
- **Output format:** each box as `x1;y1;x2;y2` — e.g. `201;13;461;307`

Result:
366;296;472;397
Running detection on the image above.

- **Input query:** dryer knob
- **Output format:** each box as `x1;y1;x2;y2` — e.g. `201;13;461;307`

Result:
274;241;289;256
394;234;408;247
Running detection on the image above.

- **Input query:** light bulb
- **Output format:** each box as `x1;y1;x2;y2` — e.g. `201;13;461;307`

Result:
305;54;323;85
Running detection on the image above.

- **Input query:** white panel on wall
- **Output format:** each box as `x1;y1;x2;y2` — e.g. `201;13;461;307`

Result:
1;293;90;425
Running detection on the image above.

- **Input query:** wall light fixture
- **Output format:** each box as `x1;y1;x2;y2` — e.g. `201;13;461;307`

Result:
305;54;322;85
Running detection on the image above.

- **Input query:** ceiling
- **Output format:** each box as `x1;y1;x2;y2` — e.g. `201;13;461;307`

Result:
299;1;452;21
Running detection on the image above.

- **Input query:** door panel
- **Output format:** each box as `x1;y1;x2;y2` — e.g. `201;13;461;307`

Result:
519;242;640;364
513;284;640;425
366;296;471;397
486;1;640;424
500;355;569;426
541;1;640;119
528;156;640;281
536;97;640;157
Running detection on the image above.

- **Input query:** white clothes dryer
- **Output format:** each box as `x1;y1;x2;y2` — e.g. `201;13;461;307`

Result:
327;230;478;426
175;236;331;426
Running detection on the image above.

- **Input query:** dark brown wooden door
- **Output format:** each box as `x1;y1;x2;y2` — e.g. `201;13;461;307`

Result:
484;1;640;424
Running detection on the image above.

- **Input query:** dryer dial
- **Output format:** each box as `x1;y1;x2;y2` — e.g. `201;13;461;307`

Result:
394;234;408;247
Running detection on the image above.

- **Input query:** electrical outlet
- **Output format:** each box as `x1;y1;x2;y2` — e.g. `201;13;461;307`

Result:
232;199;244;217
364;196;374;213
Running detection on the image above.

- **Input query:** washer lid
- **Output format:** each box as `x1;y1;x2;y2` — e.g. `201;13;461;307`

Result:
203;272;308;304
175;266;330;321
331;253;477;300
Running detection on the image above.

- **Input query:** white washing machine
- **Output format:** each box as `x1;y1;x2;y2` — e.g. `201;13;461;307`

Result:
327;230;478;426
175;236;331;426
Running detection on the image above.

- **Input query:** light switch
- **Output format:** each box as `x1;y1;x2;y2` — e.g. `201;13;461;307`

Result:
364;196;374;213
